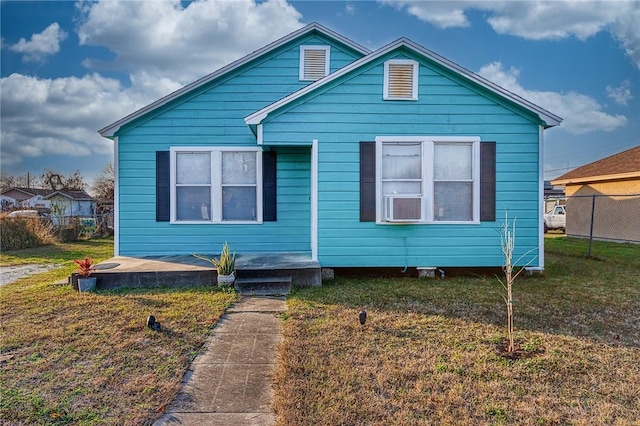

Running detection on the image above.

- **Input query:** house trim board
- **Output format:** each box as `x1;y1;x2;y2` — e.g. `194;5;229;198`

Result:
311;139;319;261
114;136;120;256
538;125;544;270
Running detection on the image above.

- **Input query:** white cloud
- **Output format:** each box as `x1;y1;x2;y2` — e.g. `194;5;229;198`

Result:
606;80;633;106
345;3;356;15
381;0;640;69
2;0;305;173
76;0;303;85
381;0;476;28
478;62;627;134
9;22;68;63
0;73;143;168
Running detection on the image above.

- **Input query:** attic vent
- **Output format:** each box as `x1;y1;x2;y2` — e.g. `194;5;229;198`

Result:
300;45;330;81
384;59;418;100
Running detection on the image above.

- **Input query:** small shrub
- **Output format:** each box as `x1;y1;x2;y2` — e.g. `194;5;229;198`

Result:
0;215;56;251
73;256;94;278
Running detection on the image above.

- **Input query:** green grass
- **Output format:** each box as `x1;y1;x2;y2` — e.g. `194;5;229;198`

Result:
0;238;237;425
2;236;639;425
275;237;640;425
0;238;114;267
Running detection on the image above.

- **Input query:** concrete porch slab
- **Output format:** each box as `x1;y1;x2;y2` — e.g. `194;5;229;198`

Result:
86;253;320;290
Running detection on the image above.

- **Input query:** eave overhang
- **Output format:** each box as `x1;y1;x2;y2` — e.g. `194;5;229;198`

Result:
552;171;640;186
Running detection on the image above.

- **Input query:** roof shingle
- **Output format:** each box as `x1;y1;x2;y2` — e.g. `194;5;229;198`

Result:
552;145;640;185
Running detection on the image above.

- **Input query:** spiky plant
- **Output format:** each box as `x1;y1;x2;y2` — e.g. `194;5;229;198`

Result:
193;242;236;276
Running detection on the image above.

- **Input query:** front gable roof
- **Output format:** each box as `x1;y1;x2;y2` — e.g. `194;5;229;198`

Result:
45;190;95;201
245;37;562;129
1;187;52;198
552;145;640;185
99;23;370;138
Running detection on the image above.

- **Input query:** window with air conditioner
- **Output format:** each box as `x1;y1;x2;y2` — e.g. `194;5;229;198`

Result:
299;45;330;81
381;142;423;222
376;137;480;224
384;59;418;100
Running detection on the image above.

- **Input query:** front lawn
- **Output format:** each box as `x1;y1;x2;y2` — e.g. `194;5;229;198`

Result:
0;238;237;425
275;237;640;425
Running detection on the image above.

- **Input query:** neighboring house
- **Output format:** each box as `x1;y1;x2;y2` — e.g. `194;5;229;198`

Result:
45;190;97;218
99;23;561;270
0;187;52;210
551;145;640;243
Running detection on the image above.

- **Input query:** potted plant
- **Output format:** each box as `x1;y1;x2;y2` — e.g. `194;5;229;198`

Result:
74;255;97;292
193;242;236;286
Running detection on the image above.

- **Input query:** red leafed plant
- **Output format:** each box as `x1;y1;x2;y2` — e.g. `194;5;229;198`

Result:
74;256;94;278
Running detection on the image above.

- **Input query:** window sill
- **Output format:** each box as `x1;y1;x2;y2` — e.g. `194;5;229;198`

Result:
170;220;263;225
376;220;480;225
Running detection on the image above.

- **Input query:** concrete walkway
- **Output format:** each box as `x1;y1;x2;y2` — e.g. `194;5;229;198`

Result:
154;296;286;426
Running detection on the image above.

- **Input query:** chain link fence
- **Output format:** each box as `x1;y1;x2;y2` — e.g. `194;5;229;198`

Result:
565;193;640;254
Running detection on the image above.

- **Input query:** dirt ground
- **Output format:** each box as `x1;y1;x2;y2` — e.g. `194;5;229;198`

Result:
0;264;60;287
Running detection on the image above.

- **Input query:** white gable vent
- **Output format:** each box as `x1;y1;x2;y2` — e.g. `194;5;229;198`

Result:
384;59;418;100
300;45;330;81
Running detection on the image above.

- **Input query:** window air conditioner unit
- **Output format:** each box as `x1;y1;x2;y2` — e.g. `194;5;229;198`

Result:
383;196;422;222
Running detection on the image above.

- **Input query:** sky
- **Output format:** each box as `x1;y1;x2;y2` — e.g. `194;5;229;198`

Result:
1;0;639;186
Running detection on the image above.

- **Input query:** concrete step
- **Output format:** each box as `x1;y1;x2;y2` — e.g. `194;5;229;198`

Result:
234;277;292;296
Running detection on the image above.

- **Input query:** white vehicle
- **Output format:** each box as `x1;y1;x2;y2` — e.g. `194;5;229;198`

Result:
7;210;39;217
544;204;566;233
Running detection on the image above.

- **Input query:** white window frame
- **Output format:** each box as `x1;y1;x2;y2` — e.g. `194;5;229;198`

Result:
383;59;419;100
169;147;263;224
375;136;480;224
299;45;330;81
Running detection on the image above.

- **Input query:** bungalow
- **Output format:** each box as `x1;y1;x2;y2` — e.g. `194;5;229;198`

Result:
99;23;561;272
45;190;97;218
1;187;52;210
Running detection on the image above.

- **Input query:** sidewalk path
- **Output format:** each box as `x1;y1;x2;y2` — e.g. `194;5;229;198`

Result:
154;296;286;426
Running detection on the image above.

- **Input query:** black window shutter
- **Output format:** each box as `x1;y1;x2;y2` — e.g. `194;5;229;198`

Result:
262;150;277;221
360;142;376;222
156;151;170;222
480;142;496;222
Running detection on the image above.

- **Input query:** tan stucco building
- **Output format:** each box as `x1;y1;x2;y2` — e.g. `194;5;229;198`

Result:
552;145;640;243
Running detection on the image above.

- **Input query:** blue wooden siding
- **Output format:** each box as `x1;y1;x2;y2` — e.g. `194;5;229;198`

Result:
116;33;359;256
261;50;542;268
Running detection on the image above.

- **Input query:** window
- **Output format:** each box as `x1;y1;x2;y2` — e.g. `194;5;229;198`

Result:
170;147;262;223
384;59;418;100
376;136;480;223
300;45;330;81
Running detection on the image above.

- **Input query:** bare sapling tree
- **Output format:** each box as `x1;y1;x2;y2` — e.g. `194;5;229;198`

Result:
498;211;537;353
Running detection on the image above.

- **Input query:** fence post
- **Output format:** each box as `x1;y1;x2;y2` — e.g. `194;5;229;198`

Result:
588;194;596;257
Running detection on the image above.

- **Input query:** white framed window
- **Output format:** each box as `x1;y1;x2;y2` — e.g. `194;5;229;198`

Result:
170;147;262;223
383;59;418;100
376;136;480;224
299;45;330;81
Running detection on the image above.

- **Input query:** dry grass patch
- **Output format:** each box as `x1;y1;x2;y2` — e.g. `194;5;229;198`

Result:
275;237;640;425
0;238;237;425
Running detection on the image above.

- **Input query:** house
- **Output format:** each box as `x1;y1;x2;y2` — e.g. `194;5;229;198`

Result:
45;190;97;218
99;23;561;273
0;187;52;211
551;145;640;243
